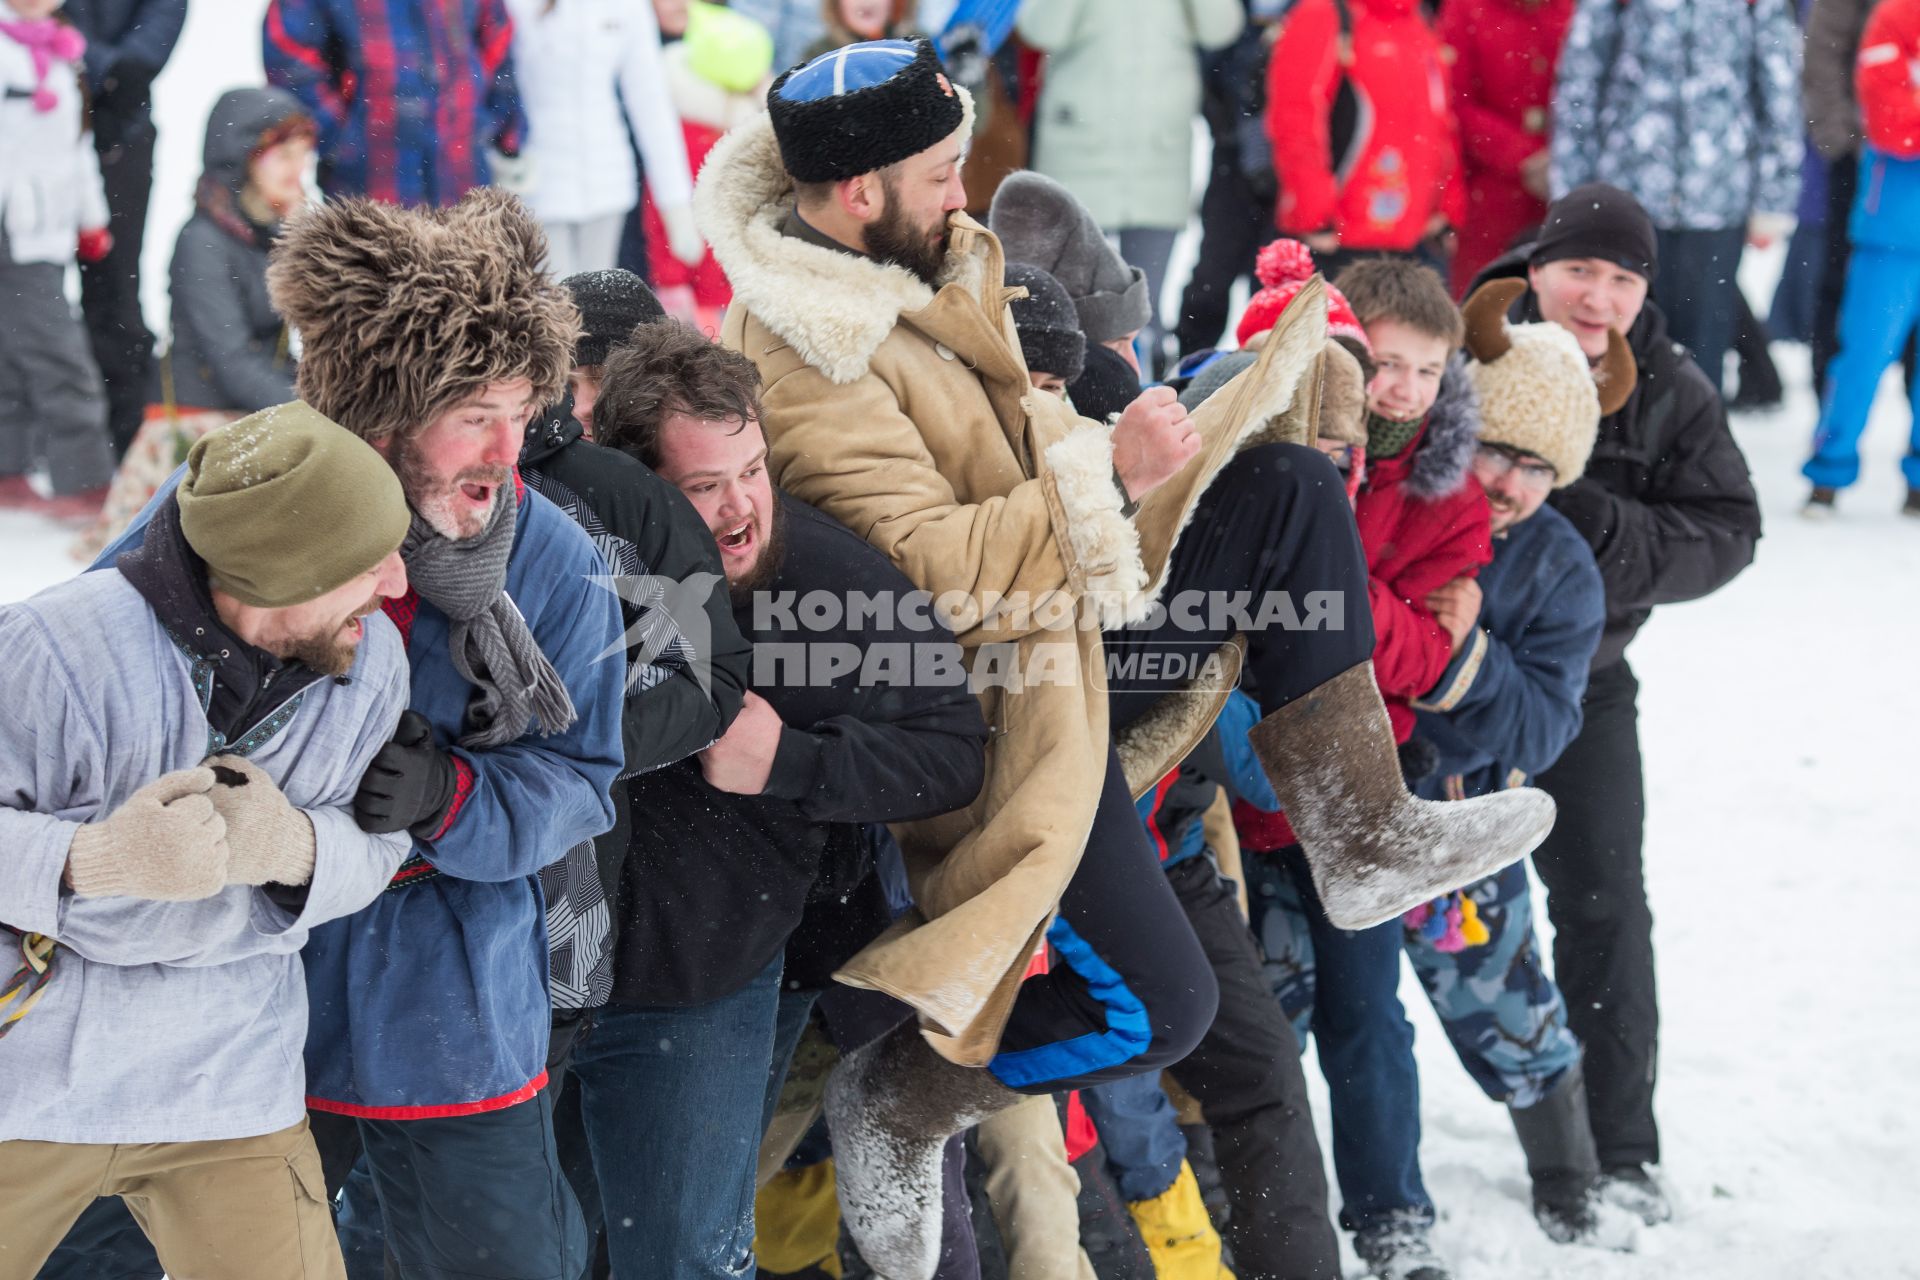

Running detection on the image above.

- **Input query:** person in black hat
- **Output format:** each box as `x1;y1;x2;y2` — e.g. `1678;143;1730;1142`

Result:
1467;183;1761;1228
557;268;670;438
1003;261;1085;396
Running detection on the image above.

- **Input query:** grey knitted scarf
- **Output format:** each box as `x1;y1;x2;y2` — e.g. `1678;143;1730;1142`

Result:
400;491;576;750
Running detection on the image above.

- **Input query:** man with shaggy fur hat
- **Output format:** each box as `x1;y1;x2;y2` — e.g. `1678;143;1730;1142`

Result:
696;36;1559;1275
83;189;627;1279
1404;279;1618;1250
0;407;414;1280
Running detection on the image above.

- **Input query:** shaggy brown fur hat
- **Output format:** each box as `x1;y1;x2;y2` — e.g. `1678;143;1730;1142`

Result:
266;189;581;443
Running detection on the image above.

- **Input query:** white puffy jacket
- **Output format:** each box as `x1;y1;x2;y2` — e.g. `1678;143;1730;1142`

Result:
507;0;695;224
0;32;107;267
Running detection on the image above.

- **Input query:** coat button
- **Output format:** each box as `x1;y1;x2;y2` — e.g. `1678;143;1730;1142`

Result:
935;343;957;361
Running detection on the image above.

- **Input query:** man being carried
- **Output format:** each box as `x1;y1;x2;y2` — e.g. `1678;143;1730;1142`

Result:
698;37;1558;1274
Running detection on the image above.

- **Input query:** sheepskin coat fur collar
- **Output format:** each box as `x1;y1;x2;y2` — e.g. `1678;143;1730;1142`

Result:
696;109;988;387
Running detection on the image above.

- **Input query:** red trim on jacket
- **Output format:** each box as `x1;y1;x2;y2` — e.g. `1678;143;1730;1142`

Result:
427;755;477;841
308;1070;548;1120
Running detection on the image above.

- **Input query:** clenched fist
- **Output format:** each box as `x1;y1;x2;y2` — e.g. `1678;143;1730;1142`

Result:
65;767;231;901
1425;576;1484;656
1112;385;1201;504
698;690;785;796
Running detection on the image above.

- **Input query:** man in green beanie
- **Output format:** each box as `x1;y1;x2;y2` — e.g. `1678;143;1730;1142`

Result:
0;403;415;1279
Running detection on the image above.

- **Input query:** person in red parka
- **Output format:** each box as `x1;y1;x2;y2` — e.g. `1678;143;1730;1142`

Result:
1234;246;1491;835
1229;246;1494;1280
1264;0;1467;268
1437;0;1576;296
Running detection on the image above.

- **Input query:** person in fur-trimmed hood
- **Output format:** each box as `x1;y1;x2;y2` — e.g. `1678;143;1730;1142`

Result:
695;37;1558;1277
86;188;626;1280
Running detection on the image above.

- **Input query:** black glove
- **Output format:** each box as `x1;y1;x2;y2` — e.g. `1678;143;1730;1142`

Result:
353;711;459;837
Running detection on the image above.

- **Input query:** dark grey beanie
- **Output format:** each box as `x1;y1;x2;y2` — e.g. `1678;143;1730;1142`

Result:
989;171;1150;344
562;269;667;366
1005;263;1086;382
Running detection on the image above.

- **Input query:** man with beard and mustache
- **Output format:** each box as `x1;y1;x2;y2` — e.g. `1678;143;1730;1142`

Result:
554;317;988;1278
68;190;629;1280
697;38;1563;1273
0;406;415;1280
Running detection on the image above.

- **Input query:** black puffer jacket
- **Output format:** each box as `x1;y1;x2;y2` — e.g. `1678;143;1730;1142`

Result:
166;87;305;414
1474;249;1762;670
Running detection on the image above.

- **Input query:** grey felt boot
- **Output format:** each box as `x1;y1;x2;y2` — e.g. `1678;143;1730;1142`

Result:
1511;1064;1606;1244
824;1020;1020;1280
1247;661;1557;929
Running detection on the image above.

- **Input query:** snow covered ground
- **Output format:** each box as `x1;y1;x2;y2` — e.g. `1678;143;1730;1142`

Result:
5;6;1915;1277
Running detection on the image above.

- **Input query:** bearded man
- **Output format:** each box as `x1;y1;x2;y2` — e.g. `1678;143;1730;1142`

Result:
86;190;628;1280
697;38;1560;1276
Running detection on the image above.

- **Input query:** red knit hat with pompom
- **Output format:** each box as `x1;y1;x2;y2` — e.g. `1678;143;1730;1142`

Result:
1234;239;1371;351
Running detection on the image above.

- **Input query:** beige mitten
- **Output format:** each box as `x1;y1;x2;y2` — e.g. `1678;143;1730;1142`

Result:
66;767;231;900
205;755;317;887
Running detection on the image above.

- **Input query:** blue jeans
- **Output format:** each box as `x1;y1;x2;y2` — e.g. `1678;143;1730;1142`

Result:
563;956;784;1280
1082;1071;1188;1203
1248;847;1432;1237
1403;860;1581;1110
1805;242;1920;490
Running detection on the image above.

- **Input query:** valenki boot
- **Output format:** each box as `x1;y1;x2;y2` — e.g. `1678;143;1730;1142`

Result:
825;1021;1020;1280
1247;662;1556;930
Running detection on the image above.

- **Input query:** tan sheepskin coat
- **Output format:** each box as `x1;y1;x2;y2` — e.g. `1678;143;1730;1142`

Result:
697;111;1329;1066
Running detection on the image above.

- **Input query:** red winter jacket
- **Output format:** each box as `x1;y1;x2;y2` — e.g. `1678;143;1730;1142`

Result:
1858;0;1920;158
1436;0;1575;295
1265;0;1467;251
1235;362;1490;853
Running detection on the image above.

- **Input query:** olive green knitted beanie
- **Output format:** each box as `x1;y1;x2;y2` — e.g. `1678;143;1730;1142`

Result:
177;402;410;608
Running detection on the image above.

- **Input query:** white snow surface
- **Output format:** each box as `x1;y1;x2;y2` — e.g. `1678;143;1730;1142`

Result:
6;7;1913;1276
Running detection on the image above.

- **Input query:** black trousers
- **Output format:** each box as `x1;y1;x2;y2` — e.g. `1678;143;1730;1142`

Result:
1528;660;1658;1168
1165;855;1342;1280
79;94;159;457
1174;92;1276;358
994;443;1373;1092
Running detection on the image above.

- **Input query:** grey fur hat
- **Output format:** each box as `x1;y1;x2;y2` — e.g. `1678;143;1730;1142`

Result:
1004;262;1086;382
989;171;1150;344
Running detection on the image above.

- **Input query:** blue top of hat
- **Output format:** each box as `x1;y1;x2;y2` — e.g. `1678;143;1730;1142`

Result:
777;39;922;103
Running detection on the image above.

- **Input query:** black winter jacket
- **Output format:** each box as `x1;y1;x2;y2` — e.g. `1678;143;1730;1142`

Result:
612;494;989;1008
522;412;754;1008
1475;249;1762;670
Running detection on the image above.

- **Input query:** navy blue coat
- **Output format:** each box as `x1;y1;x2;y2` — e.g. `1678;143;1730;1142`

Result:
59;0;186;93
1411;502;1605;799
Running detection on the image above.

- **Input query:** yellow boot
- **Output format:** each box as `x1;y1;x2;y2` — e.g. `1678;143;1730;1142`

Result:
753;1159;843;1278
1125;1160;1236;1280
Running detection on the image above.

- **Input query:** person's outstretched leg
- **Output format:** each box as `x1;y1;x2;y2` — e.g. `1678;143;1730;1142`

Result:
1107;441;1555;929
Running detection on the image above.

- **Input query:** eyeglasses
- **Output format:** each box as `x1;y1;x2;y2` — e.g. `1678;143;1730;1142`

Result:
1474;443;1557;490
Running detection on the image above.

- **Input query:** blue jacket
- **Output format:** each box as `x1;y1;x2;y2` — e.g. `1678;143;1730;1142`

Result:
263;0;525;206
99;475;624;1116
1135;692;1276;869
1411;503;1604;799
1850;146;1920;254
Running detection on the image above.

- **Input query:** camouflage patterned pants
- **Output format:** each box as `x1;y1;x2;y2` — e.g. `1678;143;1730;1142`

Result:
1258;857;1581;1111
